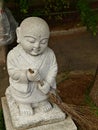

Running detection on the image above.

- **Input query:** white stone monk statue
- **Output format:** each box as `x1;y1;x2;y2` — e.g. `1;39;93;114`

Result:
6;17;58;116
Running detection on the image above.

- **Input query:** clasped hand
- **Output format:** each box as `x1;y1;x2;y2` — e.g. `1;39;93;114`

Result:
27;69;41;82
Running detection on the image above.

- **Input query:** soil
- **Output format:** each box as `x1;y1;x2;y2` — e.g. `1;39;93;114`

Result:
57;72;94;105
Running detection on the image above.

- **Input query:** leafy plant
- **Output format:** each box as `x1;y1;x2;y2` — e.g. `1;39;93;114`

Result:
4;0;98;35
44;0;70;20
5;0;29;14
77;0;98;36
43;0;98;35
19;0;29;14
32;9;45;17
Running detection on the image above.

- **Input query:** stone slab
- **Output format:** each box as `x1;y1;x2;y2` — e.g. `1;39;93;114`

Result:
5;93;65;129
1;97;77;130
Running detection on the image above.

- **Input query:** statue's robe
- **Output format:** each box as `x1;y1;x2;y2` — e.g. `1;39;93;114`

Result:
6;44;58;104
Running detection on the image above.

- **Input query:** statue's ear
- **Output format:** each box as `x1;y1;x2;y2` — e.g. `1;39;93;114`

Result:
16;27;21;43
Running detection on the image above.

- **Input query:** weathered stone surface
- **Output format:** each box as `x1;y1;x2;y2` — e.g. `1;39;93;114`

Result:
1;97;77;130
90;75;98;106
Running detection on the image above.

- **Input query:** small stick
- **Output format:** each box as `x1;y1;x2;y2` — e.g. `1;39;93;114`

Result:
28;68;34;74
28;68;44;86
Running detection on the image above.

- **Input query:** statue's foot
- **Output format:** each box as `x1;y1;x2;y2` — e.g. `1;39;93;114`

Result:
35;101;52;113
18;103;34;116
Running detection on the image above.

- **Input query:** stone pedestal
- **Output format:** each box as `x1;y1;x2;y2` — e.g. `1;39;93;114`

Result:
1;97;77;130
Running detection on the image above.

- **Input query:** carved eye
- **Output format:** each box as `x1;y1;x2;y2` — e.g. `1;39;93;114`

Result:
24;36;36;43
27;38;36;43
40;39;48;44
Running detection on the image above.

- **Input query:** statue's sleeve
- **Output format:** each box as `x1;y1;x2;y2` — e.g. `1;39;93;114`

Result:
45;50;58;89
7;51;28;84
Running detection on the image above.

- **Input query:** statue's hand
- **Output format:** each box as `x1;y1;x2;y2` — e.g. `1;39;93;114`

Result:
38;81;50;94
27;69;41;82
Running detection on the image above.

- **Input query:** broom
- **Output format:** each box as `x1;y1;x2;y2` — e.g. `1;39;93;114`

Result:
29;68;98;130
48;91;98;130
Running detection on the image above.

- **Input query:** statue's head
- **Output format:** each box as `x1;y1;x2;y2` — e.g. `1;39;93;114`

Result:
16;17;50;56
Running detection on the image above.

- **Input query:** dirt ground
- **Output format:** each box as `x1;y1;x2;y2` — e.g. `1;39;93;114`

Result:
49;31;98;73
58;72;93;105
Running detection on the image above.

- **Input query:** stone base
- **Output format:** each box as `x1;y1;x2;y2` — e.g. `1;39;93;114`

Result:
1;97;77;130
5;93;66;129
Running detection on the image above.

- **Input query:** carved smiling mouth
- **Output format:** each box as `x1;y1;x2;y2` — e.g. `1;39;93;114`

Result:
31;49;40;53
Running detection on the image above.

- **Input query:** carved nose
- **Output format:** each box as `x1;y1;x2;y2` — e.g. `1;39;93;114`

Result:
34;42;40;48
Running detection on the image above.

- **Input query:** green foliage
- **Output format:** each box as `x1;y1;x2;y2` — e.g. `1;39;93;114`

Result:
32;9;45;17
5;0;29;14
84;81;98;116
44;0;70;20
4;0;98;35
19;0;29;14
77;0;98;36
44;0;98;35
44;0;69;13
85;94;98;116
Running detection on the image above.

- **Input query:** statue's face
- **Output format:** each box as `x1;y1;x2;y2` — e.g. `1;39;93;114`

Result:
18;26;49;56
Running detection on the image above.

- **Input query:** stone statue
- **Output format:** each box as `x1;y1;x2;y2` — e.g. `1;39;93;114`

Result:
6;17;58;116
4;17;77;130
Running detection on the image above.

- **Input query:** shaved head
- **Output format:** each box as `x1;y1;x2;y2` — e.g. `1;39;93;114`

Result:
19;17;50;38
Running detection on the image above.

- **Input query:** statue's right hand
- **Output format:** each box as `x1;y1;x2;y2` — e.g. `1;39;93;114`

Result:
27;69;41;82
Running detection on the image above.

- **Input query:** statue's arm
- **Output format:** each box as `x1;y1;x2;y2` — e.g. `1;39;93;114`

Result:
45;51;58;87
39;51;58;94
7;52;28;83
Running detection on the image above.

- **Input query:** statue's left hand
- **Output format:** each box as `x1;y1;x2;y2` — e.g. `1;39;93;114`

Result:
38;81;50;94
